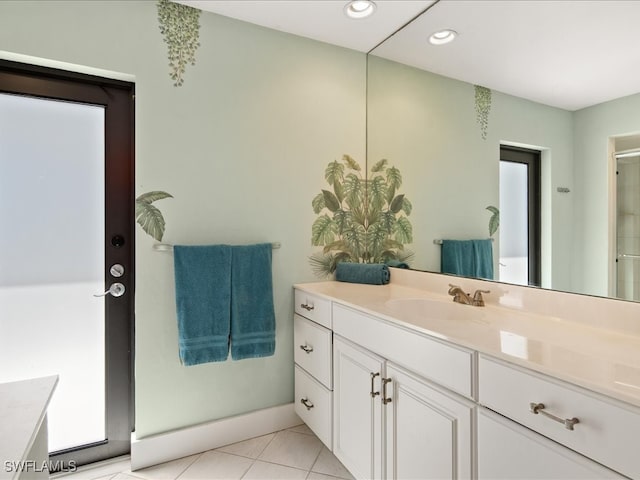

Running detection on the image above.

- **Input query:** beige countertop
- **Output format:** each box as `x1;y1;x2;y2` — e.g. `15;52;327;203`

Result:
294;280;640;409
0;375;58;480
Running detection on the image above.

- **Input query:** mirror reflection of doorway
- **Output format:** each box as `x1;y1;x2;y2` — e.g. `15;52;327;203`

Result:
499;146;541;287
615;143;640;301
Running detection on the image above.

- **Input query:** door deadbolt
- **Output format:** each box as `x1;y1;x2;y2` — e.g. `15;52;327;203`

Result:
110;264;125;278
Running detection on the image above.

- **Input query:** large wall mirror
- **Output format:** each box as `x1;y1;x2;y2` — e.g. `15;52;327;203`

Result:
366;0;640;302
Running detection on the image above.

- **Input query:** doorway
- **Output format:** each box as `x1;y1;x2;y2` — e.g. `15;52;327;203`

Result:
499;145;541;287
0;60;134;468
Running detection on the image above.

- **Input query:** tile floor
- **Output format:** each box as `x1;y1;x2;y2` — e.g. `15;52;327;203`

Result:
59;424;354;480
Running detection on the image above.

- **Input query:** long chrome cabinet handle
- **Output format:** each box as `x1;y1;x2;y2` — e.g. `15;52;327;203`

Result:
370;372;380;398
300;398;314;411
530;402;579;431
382;378;392;404
299;344;314;354
300;303;314;311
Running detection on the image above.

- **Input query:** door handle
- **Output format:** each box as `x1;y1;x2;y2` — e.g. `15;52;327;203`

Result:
94;282;126;298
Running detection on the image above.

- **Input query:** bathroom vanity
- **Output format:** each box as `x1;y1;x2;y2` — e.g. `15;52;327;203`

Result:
293;269;640;479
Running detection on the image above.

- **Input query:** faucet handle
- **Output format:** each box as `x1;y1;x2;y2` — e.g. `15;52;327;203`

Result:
472;289;490;306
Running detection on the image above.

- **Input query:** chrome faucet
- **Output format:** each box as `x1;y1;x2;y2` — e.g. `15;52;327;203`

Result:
448;284;472;305
448;284;490;306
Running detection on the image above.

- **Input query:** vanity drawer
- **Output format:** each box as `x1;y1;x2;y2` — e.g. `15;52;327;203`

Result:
294;289;331;329
333;304;474;398
294;314;332;388
294;365;332;449
478;355;640;479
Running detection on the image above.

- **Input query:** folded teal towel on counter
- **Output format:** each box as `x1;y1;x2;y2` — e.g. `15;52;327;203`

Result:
230;243;276;360
441;239;493;280
174;245;232;365
335;262;390;285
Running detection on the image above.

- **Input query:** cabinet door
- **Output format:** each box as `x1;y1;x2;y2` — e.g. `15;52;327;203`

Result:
478;408;625;479
333;336;384;480
385;363;475;480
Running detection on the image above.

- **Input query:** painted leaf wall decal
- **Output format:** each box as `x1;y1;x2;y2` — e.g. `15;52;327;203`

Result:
322;189;341;212
389;194;405;214
342;154;361;171
312;193;325;214
386;166;402;190
135;190;172;241
325;160;344;186
371;158;388;173
136;203;166;242
312;214;336;246
486;205;500;236
137;190;173;204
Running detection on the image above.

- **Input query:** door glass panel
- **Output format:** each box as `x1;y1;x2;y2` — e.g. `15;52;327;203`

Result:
0;93;106;452
499;161;529;286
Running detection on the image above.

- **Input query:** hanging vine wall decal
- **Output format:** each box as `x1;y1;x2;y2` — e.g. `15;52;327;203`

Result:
474;85;492;140
157;0;201;87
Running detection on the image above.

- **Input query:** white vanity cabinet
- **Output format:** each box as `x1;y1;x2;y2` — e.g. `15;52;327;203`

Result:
385;363;475;480
478;355;637;479
293;282;640;480
478;408;624;479
332;305;475;480
333;336;384;480
293;290;333;448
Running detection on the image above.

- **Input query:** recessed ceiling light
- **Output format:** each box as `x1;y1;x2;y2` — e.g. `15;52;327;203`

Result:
344;0;376;19
429;29;458;45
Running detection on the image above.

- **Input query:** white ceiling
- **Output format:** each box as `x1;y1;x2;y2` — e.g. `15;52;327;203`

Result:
180;0;640;111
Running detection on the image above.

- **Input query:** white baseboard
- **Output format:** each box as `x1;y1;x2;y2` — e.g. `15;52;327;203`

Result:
130;403;301;471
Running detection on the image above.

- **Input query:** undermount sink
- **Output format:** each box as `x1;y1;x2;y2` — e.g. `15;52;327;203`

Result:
384;297;487;323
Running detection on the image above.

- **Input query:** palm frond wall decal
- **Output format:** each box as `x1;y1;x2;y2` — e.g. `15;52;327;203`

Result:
135;191;173;242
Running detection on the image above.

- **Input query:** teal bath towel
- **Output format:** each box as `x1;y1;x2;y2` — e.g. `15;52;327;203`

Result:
230;244;276;360
335;262;391;285
441;239;494;280
174;245;232;365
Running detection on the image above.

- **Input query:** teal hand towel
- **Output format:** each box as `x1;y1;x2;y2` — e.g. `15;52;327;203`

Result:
174;245;232;366
441;239;493;280
230;243;276;360
335;262;390;285
472;239;494;280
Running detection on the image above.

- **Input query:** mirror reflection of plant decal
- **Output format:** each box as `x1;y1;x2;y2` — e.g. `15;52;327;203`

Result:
486;205;500;237
157;0;201;87
309;155;414;277
136;191;173;242
474;85;492;140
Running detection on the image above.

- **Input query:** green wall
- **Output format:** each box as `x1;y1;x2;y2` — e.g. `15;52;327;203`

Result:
573;93;640;297
0;1;366;438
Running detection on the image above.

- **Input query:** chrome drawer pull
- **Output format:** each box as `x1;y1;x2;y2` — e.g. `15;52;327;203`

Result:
299;344;314;354
530;402;579;431
382;378;392;404
370;372;380;398
300;303;315;311
300;397;314;411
